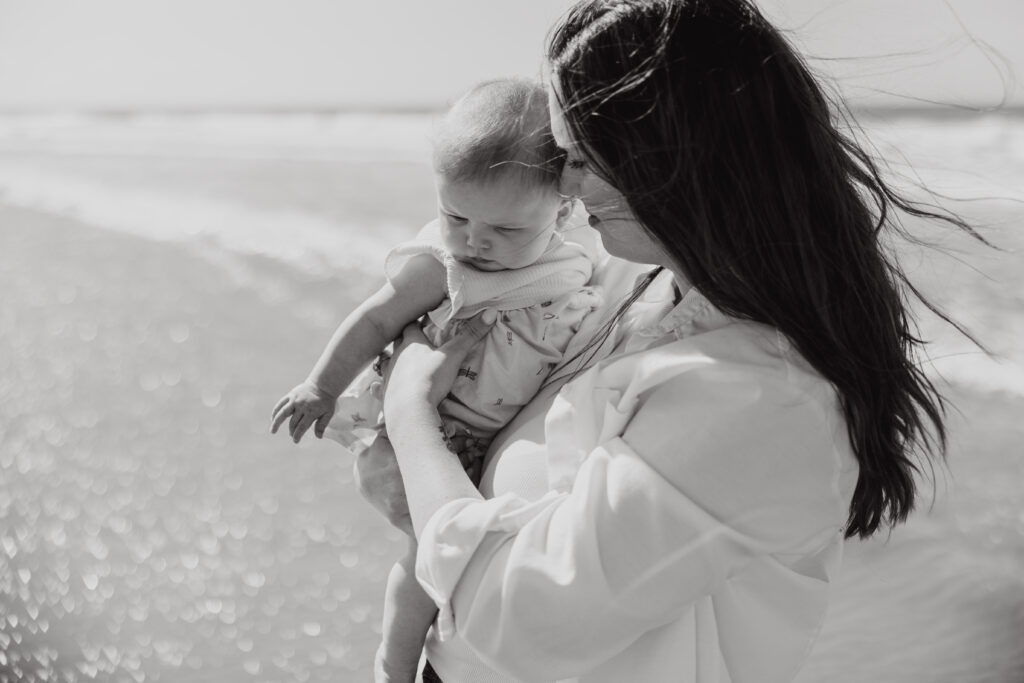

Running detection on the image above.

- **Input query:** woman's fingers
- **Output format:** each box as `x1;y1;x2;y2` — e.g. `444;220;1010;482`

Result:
397;321;430;349
383;310;498;411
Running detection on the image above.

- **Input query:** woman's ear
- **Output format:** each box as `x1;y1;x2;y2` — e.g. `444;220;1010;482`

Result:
555;197;575;229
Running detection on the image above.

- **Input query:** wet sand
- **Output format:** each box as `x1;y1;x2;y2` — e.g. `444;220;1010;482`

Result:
1;206;400;681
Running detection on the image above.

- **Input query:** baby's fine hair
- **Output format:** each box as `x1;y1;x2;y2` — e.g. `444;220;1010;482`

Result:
433;78;565;192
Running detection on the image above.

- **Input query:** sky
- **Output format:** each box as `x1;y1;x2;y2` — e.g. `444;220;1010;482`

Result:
0;0;1021;112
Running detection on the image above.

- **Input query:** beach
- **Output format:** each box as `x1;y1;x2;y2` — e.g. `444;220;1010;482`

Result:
1;112;1023;682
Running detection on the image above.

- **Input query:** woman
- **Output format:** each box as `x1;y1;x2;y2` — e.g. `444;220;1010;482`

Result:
358;0;982;680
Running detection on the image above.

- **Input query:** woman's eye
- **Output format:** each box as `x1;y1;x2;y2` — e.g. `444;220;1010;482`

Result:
567;159;587;170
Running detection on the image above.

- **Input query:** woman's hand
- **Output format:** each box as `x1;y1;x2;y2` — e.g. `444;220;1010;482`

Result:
355;310;495;537
382;309;497;419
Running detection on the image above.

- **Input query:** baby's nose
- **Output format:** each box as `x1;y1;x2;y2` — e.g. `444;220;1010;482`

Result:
466;229;489;250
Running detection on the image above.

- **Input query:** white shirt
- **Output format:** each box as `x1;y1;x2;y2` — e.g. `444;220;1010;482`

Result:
416;266;859;683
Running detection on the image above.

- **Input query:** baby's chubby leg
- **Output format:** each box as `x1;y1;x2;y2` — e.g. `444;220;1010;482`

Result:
356;432;436;682
376;540;439;683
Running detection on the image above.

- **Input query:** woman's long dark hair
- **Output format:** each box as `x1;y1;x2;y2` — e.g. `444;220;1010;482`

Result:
548;0;988;539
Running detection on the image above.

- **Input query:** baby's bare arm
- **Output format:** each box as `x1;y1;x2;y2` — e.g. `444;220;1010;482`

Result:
308;253;447;394
271;254;446;442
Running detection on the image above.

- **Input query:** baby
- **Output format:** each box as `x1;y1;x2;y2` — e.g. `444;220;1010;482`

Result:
271;78;601;682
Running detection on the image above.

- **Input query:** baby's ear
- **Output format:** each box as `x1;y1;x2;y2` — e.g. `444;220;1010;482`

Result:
555;197;575;228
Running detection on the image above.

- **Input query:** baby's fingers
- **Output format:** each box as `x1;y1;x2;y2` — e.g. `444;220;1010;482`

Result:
292;413;316;443
271;394;290;420
270;402;294;434
288;409;303;437
314;412;332;439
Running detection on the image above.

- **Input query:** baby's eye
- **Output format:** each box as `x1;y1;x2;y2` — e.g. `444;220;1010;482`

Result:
446;213;468;223
494;226;518;234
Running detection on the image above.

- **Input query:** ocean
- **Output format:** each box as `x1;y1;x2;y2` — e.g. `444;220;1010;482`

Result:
0;111;1022;682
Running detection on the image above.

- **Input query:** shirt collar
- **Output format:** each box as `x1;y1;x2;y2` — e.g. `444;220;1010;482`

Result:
632;268;731;340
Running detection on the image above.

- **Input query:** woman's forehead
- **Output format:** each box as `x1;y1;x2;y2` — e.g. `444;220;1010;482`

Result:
545;85;574;150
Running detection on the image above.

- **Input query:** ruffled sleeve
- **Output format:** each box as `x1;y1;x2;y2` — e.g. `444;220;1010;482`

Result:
383;225;468;328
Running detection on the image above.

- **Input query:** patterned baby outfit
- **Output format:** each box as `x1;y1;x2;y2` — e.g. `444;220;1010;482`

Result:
325;220;601;481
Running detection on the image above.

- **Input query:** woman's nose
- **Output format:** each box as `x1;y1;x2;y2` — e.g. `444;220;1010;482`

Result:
559;167;583;198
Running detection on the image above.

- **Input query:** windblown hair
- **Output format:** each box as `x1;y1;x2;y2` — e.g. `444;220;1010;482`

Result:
548;0;987;539
433;78;565;192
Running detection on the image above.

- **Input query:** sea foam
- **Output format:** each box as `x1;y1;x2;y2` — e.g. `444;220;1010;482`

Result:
0;113;439;278
0;162;398;279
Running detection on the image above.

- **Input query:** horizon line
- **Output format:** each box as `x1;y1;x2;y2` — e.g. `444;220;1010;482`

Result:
0;104;1022;118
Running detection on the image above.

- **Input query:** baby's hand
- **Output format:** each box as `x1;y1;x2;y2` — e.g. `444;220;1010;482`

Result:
270;381;338;443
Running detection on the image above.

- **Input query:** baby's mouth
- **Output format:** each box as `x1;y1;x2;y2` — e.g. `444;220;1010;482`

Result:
459;256;497;268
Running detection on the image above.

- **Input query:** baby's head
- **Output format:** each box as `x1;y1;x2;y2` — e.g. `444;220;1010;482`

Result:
433;78;573;271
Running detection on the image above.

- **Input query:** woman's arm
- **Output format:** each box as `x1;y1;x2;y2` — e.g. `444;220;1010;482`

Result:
381;315;496;536
386;399;482;538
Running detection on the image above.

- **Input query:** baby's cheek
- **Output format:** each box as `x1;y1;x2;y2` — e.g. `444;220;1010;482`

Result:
438;229;459;253
514;239;551;267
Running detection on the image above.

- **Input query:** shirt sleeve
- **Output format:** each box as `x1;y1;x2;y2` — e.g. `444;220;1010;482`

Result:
415;364;847;681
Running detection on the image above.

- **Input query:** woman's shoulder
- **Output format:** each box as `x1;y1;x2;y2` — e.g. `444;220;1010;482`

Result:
610;318;831;408
542;321;855;554
575;319;854;489
630;326;834;424
617;332;854;545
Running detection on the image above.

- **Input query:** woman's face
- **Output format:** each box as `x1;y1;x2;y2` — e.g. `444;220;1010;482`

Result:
547;84;666;267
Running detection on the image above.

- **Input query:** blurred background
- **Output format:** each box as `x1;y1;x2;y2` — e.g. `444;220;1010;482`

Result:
0;1;1022;681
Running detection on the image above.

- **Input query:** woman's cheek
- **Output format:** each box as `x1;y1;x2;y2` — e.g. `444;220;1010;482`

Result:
581;176;620;211
597;218;642;242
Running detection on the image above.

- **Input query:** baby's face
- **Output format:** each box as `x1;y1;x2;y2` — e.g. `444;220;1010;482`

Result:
435;175;569;271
